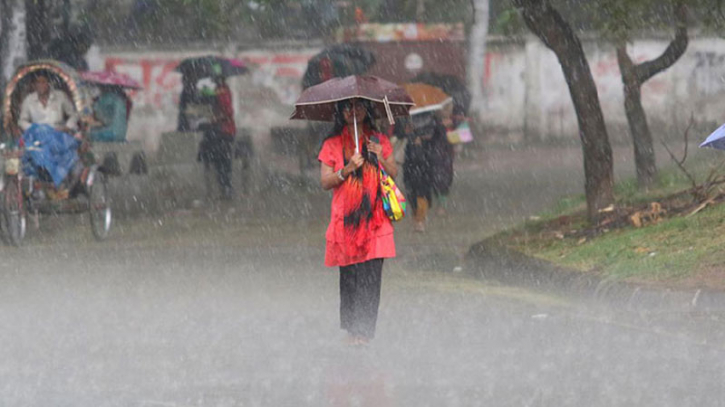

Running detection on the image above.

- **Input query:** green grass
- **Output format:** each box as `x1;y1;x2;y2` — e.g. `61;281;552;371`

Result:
529;204;725;281
498;150;725;286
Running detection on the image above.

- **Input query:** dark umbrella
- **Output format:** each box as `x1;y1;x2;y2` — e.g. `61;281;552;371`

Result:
410;72;471;114
291;75;413;154
175;55;248;78
301;44;376;89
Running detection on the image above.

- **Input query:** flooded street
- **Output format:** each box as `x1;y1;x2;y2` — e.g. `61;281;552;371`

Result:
0;146;722;406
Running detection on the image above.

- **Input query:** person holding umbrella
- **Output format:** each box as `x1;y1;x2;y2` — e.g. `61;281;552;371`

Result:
197;66;237;200
292;75;413;345
318;98;397;345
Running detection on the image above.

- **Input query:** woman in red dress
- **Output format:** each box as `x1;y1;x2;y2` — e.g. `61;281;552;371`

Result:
318;98;397;345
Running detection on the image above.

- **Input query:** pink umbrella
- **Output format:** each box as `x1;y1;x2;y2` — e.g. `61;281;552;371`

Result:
80;70;143;90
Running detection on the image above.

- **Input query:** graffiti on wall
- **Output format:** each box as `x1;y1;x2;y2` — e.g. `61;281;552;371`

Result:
104;58;180;110
239;49;320;106
101;49;320;112
690;51;725;96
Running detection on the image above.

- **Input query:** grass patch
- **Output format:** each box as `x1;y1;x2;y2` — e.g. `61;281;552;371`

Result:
491;150;725;289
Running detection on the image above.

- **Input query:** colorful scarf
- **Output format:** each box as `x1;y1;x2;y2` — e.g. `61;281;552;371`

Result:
339;125;386;261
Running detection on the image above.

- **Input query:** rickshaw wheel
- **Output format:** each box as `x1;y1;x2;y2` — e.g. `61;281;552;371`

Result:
2;176;27;247
87;170;112;241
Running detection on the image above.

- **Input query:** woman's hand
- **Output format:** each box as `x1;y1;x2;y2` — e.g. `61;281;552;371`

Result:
344;152;364;176
367;139;383;157
321;153;364;191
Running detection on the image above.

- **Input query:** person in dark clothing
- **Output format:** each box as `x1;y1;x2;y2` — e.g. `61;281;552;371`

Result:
178;74;199;132
198;75;236;200
397;113;440;232
429;114;455;215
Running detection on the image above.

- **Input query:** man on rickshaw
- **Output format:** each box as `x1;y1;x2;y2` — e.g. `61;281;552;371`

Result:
17;71;84;197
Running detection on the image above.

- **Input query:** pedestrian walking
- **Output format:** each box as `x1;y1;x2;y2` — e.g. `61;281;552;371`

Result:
198;73;236;200
398;113;445;232
430;112;456;216
318;98;398;345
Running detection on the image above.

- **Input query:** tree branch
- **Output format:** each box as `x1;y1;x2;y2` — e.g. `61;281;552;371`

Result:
615;40;635;83
660;114;697;189
635;1;688;83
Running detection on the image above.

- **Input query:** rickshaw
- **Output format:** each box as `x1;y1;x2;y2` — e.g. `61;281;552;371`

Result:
0;60;112;246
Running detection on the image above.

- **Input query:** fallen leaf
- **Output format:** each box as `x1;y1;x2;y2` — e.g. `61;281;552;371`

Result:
630;212;642;228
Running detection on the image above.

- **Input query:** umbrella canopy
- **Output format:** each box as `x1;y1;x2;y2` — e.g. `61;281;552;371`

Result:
700;123;725;150
175;55;248;78
410;72;471;114
301;44;376;89
402;83;452;115
291;75;413;123
80;70;142;89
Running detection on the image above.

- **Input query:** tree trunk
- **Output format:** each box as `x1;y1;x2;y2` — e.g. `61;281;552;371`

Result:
468;0;490;121
514;0;614;222
616;2;688;190
415;0;426;21
25;0;50;60
617;46;657;189
0;0;10;133
1;0;12;74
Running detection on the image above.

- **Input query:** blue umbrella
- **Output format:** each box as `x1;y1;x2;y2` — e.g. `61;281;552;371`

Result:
700;123;725;149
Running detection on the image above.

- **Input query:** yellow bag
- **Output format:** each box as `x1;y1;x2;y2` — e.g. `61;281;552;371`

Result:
379;163;406;222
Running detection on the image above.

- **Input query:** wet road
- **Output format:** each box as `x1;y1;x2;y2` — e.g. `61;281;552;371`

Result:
0;146;723;406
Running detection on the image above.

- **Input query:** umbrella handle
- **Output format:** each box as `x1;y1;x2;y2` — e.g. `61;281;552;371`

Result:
384;96;395;126
354;110;359;155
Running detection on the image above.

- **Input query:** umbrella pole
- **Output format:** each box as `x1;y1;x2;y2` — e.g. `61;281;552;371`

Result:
354;110;359;155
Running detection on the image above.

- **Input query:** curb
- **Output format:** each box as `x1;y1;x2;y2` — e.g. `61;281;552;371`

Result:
465;240;725;312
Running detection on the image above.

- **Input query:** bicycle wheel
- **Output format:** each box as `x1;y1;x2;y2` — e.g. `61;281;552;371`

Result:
88;170;112;241
2;176;26;246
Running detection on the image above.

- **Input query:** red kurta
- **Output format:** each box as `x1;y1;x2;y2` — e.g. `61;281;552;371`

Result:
216;85;236;136
318;130;396;267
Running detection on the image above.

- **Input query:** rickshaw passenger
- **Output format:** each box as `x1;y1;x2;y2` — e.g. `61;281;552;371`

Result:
89;85;128;142
18;72;82;189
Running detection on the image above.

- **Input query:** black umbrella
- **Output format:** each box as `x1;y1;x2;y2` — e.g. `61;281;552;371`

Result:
301;44;376;89
410;72;471;114
175;55;249;78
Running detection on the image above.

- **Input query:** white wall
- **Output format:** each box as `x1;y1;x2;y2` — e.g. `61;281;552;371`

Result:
87;35;725;152
88;46;321;153
476;36;725;145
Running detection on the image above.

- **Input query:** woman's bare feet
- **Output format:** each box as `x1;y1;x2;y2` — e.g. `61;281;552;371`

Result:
343;334;370;346
414;221;426;233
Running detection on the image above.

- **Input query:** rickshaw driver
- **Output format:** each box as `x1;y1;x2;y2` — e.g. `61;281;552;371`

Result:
18;72;79;135
17;72;84;195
